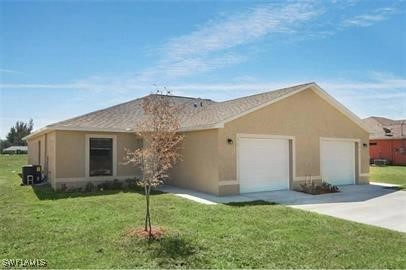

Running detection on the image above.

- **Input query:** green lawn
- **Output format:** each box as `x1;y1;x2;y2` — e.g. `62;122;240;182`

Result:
370;165;406;187
1;155;405;269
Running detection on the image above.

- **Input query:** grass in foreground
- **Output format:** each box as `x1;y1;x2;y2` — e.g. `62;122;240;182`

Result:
1;155;405;268
370;165;406;188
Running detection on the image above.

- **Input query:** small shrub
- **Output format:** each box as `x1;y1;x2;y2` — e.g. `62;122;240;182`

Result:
320;181;339;193
297;181;339;195
67;187;82;192
97;182;112;191
125;178;139;189
85;182;96;192
112;179;123;190
58;184;68;192
95;180;124;191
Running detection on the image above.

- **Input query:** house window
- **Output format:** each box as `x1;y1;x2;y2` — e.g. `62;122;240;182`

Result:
89;138;113;176
369;142;377;146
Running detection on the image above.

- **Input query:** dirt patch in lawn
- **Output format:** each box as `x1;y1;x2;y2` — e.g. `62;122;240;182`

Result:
125;226;166;240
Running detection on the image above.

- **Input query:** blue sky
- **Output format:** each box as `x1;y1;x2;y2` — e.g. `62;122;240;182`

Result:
0;0;405;138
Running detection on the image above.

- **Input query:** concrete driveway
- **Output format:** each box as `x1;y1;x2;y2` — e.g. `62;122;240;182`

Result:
159;184;406;233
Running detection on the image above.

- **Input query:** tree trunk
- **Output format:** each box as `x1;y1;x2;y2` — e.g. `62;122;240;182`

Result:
144;184;152;238
147;185;152;236
144;185;149;231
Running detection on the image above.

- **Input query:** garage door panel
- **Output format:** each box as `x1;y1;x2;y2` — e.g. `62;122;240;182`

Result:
239;137;290;193
321;140;355;185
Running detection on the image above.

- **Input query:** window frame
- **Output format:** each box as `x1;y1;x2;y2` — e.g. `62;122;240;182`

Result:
85;134;117;178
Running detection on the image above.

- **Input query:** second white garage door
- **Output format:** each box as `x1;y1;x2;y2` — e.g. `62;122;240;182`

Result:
238;137;290;193
321;140;355;185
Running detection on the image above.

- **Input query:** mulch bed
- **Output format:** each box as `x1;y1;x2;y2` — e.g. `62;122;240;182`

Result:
295;182;340;195
125;226;166;240
296;189;339;195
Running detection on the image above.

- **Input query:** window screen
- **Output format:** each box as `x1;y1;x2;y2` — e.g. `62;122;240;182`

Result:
89;138;113;176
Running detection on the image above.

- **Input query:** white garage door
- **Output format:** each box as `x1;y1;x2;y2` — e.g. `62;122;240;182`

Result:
239;137;290;193
321;140;355;185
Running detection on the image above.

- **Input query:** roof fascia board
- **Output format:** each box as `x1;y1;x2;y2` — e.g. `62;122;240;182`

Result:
370;137;406;140
25;124;223;139
24;126;136;140
23;127;53;140
52;126;134;133
179;123;223;132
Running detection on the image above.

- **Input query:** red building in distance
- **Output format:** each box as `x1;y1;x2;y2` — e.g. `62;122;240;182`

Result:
363;117;406;166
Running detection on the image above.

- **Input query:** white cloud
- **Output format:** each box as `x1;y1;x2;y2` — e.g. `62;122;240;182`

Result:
163;2;322;60
0;69;23;74
0;83;80;89
133;1;323;81
341;7;398;27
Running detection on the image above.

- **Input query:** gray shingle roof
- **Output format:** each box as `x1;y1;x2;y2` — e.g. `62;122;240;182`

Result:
49;95;216;131
363;117;406;139
48;83;312;131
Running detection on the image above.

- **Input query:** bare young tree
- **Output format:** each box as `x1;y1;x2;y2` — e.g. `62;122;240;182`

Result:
124;91;184;237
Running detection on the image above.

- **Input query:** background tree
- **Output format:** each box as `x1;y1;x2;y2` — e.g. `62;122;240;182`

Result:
0;119;33;151
124;91;184;237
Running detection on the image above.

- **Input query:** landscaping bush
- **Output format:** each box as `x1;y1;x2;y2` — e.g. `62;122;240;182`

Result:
97;181;113;191
96;180;125;191
58;179;139;193
57;184;84;193
112;179;123;189
297;181;339;195
85;182;96;192
125;178;139;189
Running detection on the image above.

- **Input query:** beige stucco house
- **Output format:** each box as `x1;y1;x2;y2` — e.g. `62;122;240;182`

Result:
24;82;371;195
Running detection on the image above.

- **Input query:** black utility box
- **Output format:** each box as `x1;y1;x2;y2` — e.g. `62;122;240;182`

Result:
22;165;42;185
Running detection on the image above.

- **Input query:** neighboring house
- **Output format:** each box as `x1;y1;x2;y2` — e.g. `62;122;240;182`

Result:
2;146;28;154
363;116;406;165
24;83;371;195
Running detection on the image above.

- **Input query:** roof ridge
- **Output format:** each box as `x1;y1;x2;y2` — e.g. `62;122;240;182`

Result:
369;116;406;125
149;93;214;101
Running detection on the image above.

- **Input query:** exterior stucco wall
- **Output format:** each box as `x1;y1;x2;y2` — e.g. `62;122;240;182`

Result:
170;129;220;195
27;132;56;187
54;131;141;187
218;88;370;193
27;135;46;167
46;132;56;187
27;138;39;165
117;133;143;176
55;131;86;178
